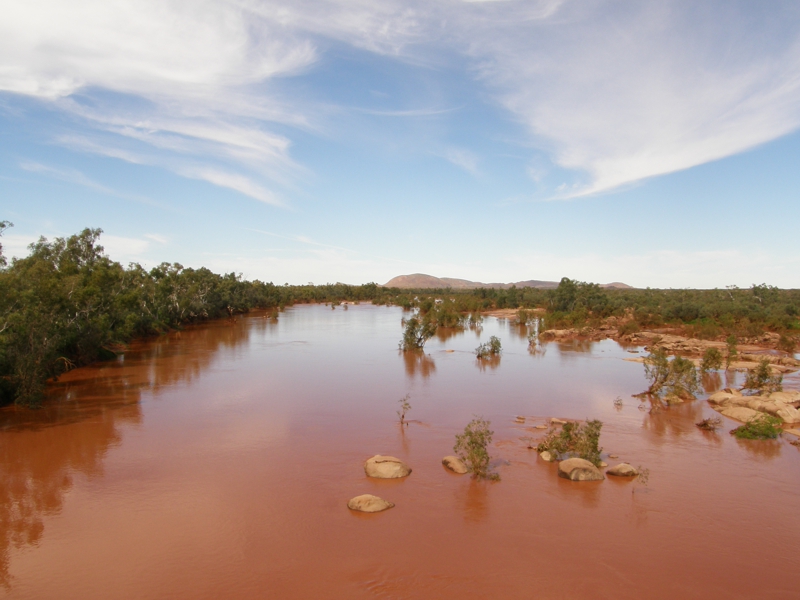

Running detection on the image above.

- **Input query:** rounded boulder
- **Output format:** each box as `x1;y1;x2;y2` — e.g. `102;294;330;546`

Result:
364;455;412;479
347;494;394;513
442;455;468;474
557;458;604;482
606;463;638;477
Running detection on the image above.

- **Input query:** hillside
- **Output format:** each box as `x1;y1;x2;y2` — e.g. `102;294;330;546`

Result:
383;273;631;290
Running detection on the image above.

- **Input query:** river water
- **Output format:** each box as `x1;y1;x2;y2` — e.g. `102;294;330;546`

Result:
2;304;799;599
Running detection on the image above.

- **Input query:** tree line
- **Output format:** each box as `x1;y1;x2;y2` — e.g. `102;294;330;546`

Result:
1;223;797;408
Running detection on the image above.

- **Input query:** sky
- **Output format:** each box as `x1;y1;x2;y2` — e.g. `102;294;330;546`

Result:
1;0;799;289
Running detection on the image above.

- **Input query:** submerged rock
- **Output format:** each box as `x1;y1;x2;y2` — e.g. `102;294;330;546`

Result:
364;455;412;479
607;463;638;477
550;418;567;425
347;494;394;513
442;455;468;474
515;416;526;423
557;458;604;481
539;451;553;462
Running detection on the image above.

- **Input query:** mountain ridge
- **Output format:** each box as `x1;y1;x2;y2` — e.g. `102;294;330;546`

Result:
383;273;632;290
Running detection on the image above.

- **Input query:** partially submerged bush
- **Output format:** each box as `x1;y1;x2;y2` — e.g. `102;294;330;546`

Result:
454;417;499;480
399;315;437;351
536;419;603;466
640;349;699;401
397;394;411;425
742;358;783;395
696;416;722;431
700;347;723;373
778;334;797;355
475;336;502;359
725;335;738;368
730;414;782;440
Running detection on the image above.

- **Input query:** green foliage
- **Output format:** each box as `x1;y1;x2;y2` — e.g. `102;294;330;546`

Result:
641;349;700;400
700;347;723;373
454;417;498;480
0;220;11;267
778;334;797;354
725;335;738;368
618;320;640;335
731;414;782;439
397;394;411;424
536;419;603;466
742;359;783;394
475;336;502;359
399;315;437;351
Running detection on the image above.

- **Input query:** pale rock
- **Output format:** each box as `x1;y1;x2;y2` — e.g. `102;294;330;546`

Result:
364;455;412;479
539;451;553;462
719;407;762;423
557;458;604;482
770;391;800;405
442;455;468;474
776;405;800;424
783;429;800;438
607;463;638;477
598;461;608;468
535;425;548;430
515;416;526;423
609;454;619;459
347;494;394;513
550;418;567;425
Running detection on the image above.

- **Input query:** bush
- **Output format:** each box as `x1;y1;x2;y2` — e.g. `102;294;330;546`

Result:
475;336;502;359
742;359;783;394
700;347;723;373
536;419;603;466
725;335;738;368
778;334;797;354
399;315;437;351
618;320;640;336
641;349;699;400
454;417;499;480
731;414;782;439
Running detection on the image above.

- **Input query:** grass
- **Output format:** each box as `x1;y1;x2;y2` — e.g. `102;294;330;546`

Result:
730;414;782;440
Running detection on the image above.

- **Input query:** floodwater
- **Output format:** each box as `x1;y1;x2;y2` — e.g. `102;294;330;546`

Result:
2;304;799;599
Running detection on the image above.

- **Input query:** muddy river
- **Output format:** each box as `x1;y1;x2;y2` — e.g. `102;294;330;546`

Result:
2;304;799;599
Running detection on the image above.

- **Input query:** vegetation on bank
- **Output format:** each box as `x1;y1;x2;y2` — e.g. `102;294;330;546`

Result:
2;222;798;408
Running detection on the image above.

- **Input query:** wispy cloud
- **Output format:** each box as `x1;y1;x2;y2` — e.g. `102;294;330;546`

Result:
438;147;480;175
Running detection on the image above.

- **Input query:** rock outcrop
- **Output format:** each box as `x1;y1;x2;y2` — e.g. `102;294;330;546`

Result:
347;494;394;513
364;455;412;479
557;458;604;481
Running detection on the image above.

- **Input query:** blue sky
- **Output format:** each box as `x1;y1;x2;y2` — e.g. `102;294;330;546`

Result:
2;0;799;288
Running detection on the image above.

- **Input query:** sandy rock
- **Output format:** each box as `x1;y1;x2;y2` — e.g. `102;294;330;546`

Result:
557;458;604;482
776;405;800;424
442;455;468;474
539;451;553;462
770;391;800;405
598;461;608;468
783;429;800;438
719;406;762;423
347;494;394;513
609;454;619;459
515;416;526;423
607;463;638;477
364;455;412;479
708;391;738;406
550;418;567;425
535;425;548;430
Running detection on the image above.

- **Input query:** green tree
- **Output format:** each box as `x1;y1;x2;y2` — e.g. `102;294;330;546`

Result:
742;359;783;395
640;348;699;401
399;315;437;351
700;347;723;373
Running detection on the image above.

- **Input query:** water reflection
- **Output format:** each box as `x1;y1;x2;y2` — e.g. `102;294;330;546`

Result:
701;372;723;394
0;316;259;586
734;438;782;460
475;356;501;372
402;351;436;380
435;327;464;343
455;481;490;523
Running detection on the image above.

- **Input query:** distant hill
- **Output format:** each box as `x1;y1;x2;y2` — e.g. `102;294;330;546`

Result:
383;273;632;290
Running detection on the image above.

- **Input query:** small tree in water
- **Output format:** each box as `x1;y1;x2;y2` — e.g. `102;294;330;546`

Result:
399;315;437;351
397;394;411;425
454;417;499;480
536;420;603;466
639;348;699;402
742;358;783;395
725;335;738;369
700;347;723;373
475;336;502;359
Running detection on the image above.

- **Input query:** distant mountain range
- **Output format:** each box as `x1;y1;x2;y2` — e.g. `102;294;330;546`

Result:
383;273;632;290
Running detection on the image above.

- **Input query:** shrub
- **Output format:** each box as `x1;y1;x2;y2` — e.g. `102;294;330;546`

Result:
454;417;498;480
731;414;782;439
397;394;411;425
618;320;640;336
696;416;722;431
778;334;797;354
399;315;437;351
536;419;603;466
641;349;699;400
475;336;502;359
742;358;783;394
700;347;723;373
725;335;738;368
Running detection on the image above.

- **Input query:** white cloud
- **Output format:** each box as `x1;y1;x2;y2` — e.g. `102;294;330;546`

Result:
439;147;480;175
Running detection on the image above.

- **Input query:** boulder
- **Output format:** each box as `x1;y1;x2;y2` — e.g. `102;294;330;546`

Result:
776;404;800;424
539;451;553;462
514;416;526;423
442;455;468;474
364;455;412;479
550;418;567;425
557;458;604;482
535;425;548;430
607;463;638;477
719;407;762;423
783;429;800;438
347;494;394;513
770;391;800;405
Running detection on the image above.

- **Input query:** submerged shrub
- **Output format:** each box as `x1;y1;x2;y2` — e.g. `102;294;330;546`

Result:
742;359;783;395
700;347;723;373
731;414;782;440
537;419;603;466
641;349;699;400
475;336;502;359
399;315;437;351
454;417;499;480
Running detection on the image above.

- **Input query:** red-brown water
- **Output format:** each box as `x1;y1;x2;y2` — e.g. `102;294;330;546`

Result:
2;305;799;599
